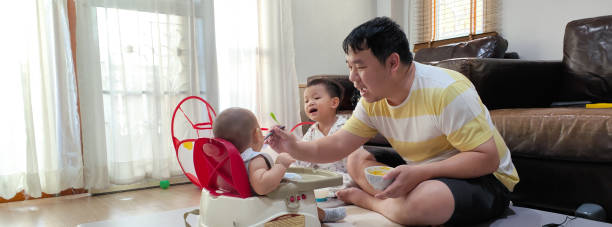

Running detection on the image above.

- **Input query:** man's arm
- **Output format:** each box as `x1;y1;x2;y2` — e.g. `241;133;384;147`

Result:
423;136;499;178
376;136;499;199
268;127;369;164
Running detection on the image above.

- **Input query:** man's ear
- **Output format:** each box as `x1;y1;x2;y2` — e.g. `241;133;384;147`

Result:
331;97;340;109
386;53;400;73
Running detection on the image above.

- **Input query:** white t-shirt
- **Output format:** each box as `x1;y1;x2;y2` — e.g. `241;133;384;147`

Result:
294;115;353;193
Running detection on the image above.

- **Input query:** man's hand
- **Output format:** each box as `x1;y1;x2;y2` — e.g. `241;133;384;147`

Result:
374;165;430;199
266;125;298;154
275;153;295;168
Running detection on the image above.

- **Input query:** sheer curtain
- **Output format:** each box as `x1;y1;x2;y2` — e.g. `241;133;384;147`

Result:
215;0;301;133
77;0;300;189
77;0;213;188
0;0;83;199
257;0;301;133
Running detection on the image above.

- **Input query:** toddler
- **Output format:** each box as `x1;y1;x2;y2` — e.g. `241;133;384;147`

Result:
296;78;353;192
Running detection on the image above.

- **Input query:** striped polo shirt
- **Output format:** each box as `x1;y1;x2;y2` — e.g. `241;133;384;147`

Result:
343;62;519;191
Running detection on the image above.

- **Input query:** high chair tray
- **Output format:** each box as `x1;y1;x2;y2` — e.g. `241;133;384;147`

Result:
267;167;343;199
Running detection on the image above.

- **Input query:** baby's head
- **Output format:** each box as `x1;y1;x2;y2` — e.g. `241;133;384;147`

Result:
304;78;344;122
213;107;264;152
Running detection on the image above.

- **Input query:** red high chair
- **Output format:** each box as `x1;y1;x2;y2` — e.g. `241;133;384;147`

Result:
192;137;342;227
171;96;341;227
192;137;251;198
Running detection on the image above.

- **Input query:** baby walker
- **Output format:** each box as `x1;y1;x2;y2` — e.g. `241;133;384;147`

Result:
171;96;342;227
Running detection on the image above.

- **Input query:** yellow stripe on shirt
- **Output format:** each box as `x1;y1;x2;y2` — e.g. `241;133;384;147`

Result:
387;136;455;162
447;109;493;151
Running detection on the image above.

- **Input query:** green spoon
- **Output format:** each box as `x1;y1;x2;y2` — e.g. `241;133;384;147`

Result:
270;112;281;125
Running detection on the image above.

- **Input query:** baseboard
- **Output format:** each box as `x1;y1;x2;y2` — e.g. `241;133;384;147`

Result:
90;176;191;195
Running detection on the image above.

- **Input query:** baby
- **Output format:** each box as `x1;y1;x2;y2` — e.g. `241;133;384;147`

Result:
213;107;345;222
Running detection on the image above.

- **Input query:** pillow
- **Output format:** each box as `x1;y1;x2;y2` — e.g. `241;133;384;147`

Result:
414;35;508;63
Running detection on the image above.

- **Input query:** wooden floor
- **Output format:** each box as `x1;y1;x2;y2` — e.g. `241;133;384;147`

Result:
0;184;202;227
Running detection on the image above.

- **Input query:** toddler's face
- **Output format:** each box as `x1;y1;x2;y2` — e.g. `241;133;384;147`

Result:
304;84;338;122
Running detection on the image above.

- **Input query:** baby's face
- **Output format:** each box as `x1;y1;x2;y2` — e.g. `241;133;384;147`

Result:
304;84;338;122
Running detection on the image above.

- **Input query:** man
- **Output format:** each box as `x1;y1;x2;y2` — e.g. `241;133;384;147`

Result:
267;17;518;226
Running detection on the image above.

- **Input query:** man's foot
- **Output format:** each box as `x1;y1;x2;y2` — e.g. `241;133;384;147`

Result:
336;187;374;207
321;207;347;222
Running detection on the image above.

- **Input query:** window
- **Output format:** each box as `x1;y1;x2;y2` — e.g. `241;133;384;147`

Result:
77;0;212;186
411;0;499;51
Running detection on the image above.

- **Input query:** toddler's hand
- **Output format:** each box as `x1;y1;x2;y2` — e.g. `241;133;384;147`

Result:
275;153;295;168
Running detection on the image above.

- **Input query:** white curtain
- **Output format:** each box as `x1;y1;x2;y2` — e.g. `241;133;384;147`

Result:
0;0;83;199
77;0;300;189
256;0;301;134
215;0;301;134
77;0;214;188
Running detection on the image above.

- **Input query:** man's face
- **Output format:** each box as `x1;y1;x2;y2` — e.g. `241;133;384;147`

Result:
346;48;389;103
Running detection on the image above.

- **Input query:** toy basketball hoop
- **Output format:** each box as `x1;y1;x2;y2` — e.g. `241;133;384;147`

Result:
171;96;217;188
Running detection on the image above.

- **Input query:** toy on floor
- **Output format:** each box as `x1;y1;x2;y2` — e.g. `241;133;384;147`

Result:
160;180;170;189
171;96;217;188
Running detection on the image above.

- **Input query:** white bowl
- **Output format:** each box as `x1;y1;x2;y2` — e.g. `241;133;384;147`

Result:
364;166;394;191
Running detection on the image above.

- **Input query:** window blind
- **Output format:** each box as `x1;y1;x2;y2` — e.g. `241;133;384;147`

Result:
411;0;499;49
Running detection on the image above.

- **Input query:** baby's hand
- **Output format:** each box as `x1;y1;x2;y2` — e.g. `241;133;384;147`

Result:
275;153;295;168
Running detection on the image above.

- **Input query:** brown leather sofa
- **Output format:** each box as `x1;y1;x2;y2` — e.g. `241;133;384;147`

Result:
301;15;612;222
429;15;612;222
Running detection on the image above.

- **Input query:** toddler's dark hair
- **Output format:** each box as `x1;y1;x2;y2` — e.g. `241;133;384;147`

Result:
306;78;344;105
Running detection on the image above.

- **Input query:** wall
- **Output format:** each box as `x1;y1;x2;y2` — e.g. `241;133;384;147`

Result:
292;0;377;83
292;0;612;81
500;0;612;60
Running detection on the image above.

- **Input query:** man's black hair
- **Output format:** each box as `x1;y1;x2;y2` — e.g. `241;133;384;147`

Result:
306;78;344;104
342;17;413;65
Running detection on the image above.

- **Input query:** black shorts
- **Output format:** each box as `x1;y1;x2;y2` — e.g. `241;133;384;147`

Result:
365;146;510;225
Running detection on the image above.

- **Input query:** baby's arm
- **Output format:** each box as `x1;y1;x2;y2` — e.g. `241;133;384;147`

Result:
248;153;295;195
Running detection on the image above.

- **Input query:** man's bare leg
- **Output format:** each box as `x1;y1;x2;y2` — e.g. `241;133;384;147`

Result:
337;180;454;225
341;148;454;225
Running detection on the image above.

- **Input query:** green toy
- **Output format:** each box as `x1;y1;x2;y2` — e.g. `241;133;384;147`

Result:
160;180;170;189
270;112;280;125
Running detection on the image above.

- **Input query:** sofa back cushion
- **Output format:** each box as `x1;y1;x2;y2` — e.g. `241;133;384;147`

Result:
414;35;508;63
432;58;563;109
561;15;612;102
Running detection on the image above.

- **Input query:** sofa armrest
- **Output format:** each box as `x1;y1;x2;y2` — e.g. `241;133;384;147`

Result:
430;58;564;109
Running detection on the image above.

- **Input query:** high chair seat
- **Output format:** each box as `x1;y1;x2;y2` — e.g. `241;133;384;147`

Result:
192;137;343;227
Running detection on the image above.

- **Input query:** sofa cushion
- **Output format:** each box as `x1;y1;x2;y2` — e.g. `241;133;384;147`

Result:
561;15;612;102
432;58;563;109
491;108;612;162
414;35;508;63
